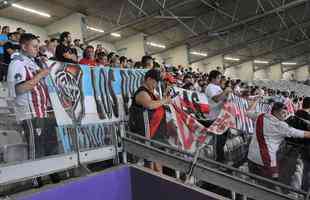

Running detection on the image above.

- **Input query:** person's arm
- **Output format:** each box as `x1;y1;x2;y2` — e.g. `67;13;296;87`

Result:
0;41;7;46
246;98;261;120
248;97;260;111
15;68;49;94
304;131;310;138
63;51;77;61
282;123;310;139
136;91;171;110
211;87;232;102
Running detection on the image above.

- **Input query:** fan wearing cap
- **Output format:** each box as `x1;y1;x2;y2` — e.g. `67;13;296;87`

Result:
246;99;310;185
129;69;171;171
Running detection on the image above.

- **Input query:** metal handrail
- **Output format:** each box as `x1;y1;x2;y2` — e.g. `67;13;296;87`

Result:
124;131;308;196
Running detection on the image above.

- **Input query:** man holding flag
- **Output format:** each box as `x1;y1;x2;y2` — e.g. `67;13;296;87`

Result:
205;70;232;162
129;69;171;172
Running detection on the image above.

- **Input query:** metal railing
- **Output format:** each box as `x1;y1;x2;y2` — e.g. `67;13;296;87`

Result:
123;131;310;200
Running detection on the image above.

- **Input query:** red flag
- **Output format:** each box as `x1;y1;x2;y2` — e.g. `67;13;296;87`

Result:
149;106;165;138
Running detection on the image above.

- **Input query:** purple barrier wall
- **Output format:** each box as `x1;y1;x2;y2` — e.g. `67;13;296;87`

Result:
20;166;222;200
19;166;132;200
130;167;219;200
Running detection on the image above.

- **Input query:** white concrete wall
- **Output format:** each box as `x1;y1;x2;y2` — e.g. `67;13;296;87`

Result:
269;64;282;80
156;45;188;67
224;67;238;79
190;60;209;72
190;63;200;72
191;55;223;72
152;54;164;65
89;40;115;53
0;17;48;41
295;66;309;81
225;62;253;81
114;33;145;62
46;13;85;42
254;69;269;80
236;62;254;81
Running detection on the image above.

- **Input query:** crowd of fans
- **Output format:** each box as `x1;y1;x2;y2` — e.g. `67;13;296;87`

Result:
1;25;310;195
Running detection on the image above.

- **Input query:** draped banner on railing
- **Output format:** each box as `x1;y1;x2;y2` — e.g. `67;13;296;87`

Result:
45;61;272;152
46;61;146;151
46;61;146;126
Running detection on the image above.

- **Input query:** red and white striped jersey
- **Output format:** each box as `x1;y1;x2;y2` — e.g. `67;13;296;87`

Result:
7;53;49;121
247;111;304;168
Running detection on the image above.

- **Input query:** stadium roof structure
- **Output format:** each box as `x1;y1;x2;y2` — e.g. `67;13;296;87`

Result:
1;0;310;66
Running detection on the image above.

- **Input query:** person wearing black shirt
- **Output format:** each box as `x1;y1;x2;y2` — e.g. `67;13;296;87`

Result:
280;97;310;191
129;69;171;172
55;32;77;64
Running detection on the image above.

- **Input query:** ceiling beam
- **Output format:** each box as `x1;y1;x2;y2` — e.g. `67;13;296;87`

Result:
128;0;148;16
146;5;216;38
199;0;234;20
46;0;88;15
225;38;310;69
154;16;196;19
86;0;199;42
152;0;198;36
190;19;310;64
150;0;307;55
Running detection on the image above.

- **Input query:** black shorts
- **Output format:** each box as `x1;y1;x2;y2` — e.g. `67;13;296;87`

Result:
22;118;59;159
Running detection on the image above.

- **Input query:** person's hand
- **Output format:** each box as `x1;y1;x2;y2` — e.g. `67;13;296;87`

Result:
38;68;50;79
163;96;172;105
40;56;48;63
164;85;172;96
39;68;50;78
33;68;50;83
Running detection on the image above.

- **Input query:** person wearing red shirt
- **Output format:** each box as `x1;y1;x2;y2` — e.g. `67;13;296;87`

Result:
79;45;97;67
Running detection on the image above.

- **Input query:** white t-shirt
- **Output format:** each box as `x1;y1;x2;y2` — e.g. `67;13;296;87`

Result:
205;83;224;120
7;53;49;121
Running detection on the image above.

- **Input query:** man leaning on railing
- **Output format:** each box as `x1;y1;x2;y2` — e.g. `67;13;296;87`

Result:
246;98;310;189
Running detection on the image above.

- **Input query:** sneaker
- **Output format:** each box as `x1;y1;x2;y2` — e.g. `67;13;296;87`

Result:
32;177;43;188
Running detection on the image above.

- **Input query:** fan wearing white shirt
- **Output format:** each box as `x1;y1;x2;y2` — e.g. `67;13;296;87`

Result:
205;70;232;122
205;70;232;162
